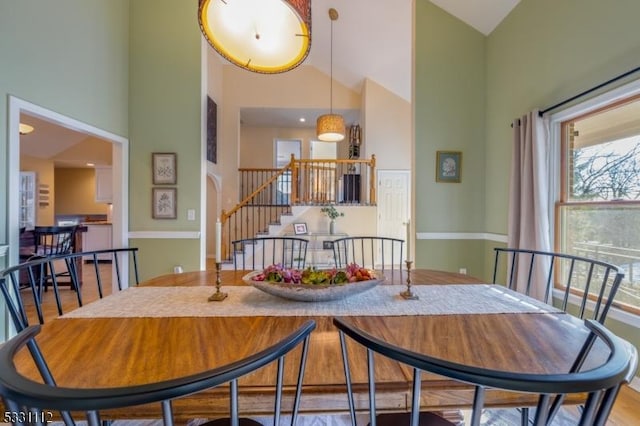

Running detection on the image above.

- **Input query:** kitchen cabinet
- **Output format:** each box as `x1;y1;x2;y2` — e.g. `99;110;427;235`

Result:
95;167;112;203
82;224;112;261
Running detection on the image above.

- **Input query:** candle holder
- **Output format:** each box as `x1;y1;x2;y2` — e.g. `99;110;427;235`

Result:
400;260;419;300
208;262;228;302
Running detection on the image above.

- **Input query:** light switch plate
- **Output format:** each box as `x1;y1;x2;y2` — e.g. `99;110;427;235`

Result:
187;209;196;221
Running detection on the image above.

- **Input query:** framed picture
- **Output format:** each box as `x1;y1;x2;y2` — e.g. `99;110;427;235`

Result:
152;187;177;219
293;223;308;235
152;152;177;185
207;96;217;164
436;151;462;183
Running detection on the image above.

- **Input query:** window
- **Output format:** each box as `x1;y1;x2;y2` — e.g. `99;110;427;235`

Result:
556;94;640;312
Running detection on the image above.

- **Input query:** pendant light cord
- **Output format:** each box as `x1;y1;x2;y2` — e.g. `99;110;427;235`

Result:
329;15;334;114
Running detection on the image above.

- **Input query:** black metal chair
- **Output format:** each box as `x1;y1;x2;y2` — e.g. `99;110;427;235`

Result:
0;247;140;329
0;320;316;426
492;247;626;424
231;236;309;270
331;236;404;274
33;225;78;257
31;225;78;291
333;316;637;426
492;248;624;324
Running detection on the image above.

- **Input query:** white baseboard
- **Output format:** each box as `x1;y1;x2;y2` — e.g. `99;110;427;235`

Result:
630;376;640;392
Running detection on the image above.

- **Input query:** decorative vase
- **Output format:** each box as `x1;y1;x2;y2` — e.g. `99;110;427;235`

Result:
329;220;335;235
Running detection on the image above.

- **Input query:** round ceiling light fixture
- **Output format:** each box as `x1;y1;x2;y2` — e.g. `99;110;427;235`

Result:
198;0;311;74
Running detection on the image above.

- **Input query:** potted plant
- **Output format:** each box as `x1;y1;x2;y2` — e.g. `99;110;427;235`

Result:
321;205;344;234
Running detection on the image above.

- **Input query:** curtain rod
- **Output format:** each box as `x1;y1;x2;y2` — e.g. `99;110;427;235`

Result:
538;65;640;116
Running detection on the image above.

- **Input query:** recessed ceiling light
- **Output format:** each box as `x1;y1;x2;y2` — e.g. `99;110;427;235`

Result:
86;162;95;167
299;117;306;123
19;123;34;135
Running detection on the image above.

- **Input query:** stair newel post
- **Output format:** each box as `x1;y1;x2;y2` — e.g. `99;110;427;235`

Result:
290;153;298;205
369;154;377;205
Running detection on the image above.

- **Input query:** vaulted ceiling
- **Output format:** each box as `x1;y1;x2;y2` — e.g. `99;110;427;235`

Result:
21;0;521;162
239;0;521;127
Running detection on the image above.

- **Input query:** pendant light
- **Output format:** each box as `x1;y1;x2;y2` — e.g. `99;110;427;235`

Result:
316;8;345;142
198;0;311;74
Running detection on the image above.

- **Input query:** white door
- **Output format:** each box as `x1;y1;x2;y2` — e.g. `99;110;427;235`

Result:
274;140;301;204
377;170;410;262
274;139;301;167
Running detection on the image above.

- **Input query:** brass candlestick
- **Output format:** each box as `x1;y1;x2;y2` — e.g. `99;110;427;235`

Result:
208;262;228;302
400;260;419;300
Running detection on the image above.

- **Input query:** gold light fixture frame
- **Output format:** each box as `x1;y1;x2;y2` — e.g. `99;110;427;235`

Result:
198;0;311;74
316;8;345;142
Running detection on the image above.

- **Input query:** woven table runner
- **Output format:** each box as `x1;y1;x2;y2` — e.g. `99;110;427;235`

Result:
62;284;559;318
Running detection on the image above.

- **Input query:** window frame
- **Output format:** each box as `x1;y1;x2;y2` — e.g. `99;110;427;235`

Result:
550;79;640;318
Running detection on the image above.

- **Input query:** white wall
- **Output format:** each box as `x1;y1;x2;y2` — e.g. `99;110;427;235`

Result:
362;78;411;169
219;65;360;214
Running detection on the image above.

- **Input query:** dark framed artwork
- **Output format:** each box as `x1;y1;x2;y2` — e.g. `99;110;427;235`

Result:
152;187;177;219
207;96;217;163
152;152;177;185
436;151;462;183
293;223;308;235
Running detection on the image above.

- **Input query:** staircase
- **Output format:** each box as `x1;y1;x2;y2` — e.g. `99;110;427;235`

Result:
219;155;377;263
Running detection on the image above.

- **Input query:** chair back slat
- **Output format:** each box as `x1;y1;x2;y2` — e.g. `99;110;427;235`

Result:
33;225;78;256
231;237;309;270
492;247;624;324
331;236;404;273
0;248;140;330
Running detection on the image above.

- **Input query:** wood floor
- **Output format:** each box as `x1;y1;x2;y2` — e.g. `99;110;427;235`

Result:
18;263;640;425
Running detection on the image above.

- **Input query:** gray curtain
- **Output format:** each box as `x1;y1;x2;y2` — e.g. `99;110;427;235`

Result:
508;110;552;301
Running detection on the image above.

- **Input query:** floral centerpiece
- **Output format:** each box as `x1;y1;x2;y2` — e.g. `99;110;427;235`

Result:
320;205;344;234
245;263;382;302
252;263;374;286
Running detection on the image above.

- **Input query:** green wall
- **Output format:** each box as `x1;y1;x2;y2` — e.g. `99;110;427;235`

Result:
413;0;640;363
413;2;487;272
0;0;129;241
485;0;640;235
130;239;201;282
485;0;640;370
0;0;203;333
0;0;129;338
129;0;203;278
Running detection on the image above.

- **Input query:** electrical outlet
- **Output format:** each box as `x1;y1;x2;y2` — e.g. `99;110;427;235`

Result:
459;267;467;275
187;209;196;221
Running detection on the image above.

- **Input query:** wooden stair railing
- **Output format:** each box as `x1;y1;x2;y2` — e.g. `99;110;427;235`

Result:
220;166;293;262
219;155;377;262
290;154;376;205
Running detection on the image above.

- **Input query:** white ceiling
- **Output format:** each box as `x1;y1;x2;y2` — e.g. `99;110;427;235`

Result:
431;0;521;35
20;113;112;168
239;0;521;128
21;0;521;159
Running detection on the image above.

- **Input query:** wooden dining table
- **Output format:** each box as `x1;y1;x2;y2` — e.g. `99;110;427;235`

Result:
12;268;602;422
